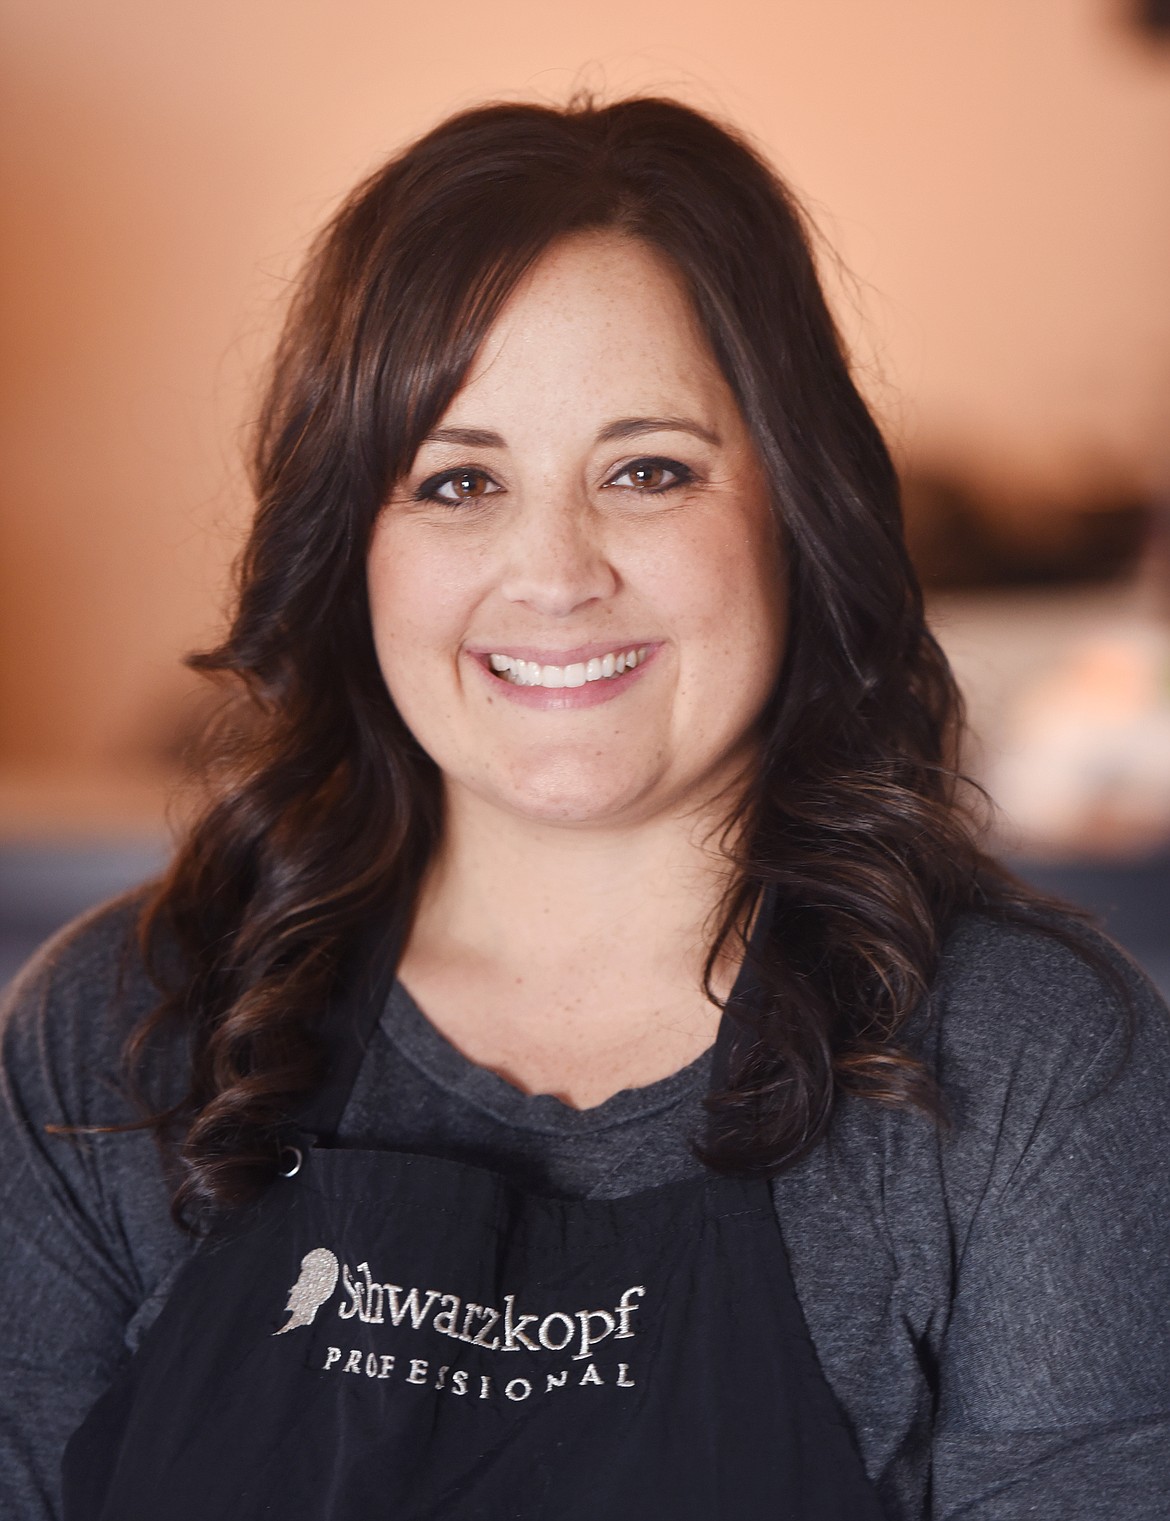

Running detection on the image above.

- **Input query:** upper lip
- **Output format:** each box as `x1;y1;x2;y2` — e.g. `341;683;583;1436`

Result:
466;640;656;665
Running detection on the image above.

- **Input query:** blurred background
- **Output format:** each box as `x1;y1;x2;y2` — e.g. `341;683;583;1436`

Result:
1;0;1168;992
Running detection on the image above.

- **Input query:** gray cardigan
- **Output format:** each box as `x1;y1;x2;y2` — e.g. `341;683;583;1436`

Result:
2;892;1169;1518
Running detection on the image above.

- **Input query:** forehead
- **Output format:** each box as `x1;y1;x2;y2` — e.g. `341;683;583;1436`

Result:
443;231;733;424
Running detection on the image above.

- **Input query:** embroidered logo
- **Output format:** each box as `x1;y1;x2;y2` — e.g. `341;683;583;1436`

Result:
275;1247;340;1334
272;1247;646;1402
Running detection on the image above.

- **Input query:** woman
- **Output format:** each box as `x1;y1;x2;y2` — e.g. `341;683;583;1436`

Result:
2;94;1168;1520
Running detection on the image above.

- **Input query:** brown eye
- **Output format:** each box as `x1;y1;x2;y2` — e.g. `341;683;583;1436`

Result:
415;467;501;506
608;457;695;494
448;471;489;498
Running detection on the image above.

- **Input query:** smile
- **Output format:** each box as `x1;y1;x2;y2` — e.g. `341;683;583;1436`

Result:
488;647;649;689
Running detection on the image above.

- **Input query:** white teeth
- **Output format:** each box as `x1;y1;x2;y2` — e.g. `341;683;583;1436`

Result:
487;646;648;688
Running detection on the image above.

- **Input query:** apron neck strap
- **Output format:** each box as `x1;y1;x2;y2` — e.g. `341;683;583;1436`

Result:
709;881;776;1093
295;911;408;1141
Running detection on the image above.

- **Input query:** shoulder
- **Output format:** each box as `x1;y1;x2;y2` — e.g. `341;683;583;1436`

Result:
0;884;193;1297
0;890;196;1511
4;882;153;1007
906;906;1168;1265
1;886;169;1128
923;907;1170;1142
911;912;1170;1441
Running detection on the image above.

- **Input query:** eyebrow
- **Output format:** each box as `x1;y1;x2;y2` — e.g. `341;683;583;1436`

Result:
420;415;722;450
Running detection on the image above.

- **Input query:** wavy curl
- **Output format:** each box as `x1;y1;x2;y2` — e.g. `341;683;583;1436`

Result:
126;92;1081;1226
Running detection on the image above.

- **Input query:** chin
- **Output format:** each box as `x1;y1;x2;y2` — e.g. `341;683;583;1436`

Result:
489;754;662;828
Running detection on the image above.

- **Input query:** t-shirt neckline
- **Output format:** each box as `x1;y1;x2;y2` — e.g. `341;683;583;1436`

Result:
379;979;715;1137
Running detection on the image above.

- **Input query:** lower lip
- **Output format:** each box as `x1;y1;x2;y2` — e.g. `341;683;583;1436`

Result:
468;647;660;709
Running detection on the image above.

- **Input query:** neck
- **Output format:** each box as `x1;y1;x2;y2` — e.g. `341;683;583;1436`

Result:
409;784;749;998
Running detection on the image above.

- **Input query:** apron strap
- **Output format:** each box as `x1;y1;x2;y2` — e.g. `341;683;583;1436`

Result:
709;881;777;1093
294;911;409;1142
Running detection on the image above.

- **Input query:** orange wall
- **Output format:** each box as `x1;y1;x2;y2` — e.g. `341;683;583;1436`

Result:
2;0;1168;789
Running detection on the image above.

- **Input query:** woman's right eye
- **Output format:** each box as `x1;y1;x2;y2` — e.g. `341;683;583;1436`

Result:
414;468;501;505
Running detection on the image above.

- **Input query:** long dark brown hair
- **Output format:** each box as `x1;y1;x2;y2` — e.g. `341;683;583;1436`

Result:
129;92;1073;1227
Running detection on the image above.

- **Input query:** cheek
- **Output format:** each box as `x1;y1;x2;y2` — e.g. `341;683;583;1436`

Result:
365;528;478;672
364;532;490;759
365;545;471;759
642;510;786;675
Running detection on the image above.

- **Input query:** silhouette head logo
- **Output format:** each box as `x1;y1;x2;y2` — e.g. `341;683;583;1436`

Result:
274;1247;340;1334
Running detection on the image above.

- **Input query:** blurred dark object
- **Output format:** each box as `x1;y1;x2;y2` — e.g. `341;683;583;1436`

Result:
903;473;1151;590
1014;849;1170;998
1135;0;1170;37
0;839;169;989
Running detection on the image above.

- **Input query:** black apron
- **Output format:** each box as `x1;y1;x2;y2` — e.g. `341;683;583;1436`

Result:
62;908;886;1521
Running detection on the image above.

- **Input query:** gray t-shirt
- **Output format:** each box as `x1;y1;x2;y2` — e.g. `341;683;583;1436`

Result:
2;891;1169;1518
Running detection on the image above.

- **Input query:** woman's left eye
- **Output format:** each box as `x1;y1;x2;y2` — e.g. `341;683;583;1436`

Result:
607;457;695;494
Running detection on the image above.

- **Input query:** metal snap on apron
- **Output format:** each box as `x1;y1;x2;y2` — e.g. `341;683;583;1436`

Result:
62;903;887;1520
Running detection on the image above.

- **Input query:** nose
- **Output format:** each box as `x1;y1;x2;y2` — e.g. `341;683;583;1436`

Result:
498;493;618;616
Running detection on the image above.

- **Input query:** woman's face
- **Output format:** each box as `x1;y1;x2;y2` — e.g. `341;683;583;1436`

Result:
368;231;786;830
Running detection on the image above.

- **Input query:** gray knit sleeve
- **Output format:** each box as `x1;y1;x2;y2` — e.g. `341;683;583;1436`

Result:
928;921;1170;1518
0;895;191;1521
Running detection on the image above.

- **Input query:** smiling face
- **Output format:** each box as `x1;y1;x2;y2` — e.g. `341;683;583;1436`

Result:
367;231;786;832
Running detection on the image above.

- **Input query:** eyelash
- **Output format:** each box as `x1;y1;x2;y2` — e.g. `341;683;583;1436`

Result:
412;456;696;506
